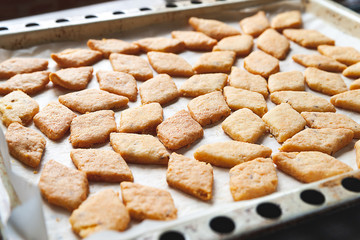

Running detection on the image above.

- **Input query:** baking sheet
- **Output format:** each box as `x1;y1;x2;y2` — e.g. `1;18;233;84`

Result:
1;0;360;239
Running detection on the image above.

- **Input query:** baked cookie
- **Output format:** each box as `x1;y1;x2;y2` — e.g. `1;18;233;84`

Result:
270;91;336;113
188;17;240;40
96;70;137;101
283;29;335;48
0;71;50;95
69;189;130;238
70;110;117;148
119;102;163;134
244;50;279;78
213;35;253;57
262;103;306;143
156;110;203;150
271;10;302;31
166;153;213;201
330;89;360;113
87;38;140;58
58;89;128;114
109;53;153;81
223;86;267;116
304;67;347;95
135;37;185;53
0;90;39;127
268;70;305;93
343;62;360;78
33;101;77;140
70;149;133;182
318;45;360;66
350;78;360;90
187;91;231;126
355;140;360;168
51;48;103;68
228;67;268;98
273;151;352;183
230;158;277;201
293;54;347;72
0;58;48;79
5;122;46;168
257;28;290;59
280;128;354;155
139;74;179;105
301;112;360;138
179;73;227;97
49;67;93;90
120;182;177;221
147;51;194;77
38;160;88;211
239;11;270;37
193;51;236;74
110;133;169;164
171;30;217;51
222;108;267;143
194;141;272;168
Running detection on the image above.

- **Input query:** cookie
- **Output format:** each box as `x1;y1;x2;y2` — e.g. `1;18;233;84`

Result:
156;110;203;150
355;140;360;168
350;78;360;90
222;108;267;143
0;71;50;95
110;133;169;164
292;54;347;72
120;182;177;221
38;160;88;211
244;50;279;78
166;153;213;201
271;10;302;31
228;67;268;98
223;86;267;116
5;122;46;168
96;70;137;101
280;128;354;155
262;103;306;143
301;112;360;138
343;62;360;78
318;45;360;66
179;73;227;97
87;38;140;58
194;141;271;168
256;28;290;59
33;101;77;140
273;151;352;183
283;29;335;48
58;89;128;114
304;67;347;95
70;110;117;148
230;158;277;201
119;102;163;134
70;149;133;182
49;67;93;90
51;48;103;68
193;51;236;74
268;70;305;93
135;37;185;53
187;91;230;126
213;35;253;57
330;89;360;113
139;74;179;105
0;90;39;127
188;17;240;40
0;58;48;79
147;51;194;77
109;53;153;81
171;30;217;51
239;11;270;37
69;189;130;238
270;91;336;113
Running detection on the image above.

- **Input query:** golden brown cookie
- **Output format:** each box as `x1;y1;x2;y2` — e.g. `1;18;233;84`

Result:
87;38;140;58
292;54;347;72
268;71;305;93
257;28;290;59
51;48;103;68
343;62;360;78
355;140;360;168
0;58;48;79
135;37;185;53
171;30;217;51
271;10;302;31
49;67;93;90
318;45;360;66
330;89;360;113
244;50;279;78
239;11;270;37
283;29;335;48
350;78;360;90
193;51;235;74
179;73;227;97
189;17;240;40
213;35;253;57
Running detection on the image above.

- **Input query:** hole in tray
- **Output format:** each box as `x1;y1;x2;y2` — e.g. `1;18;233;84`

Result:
85;15;97;19
159;231;185;240
140;7;151;11
300;189;325;205
342;177;360;192
209;216;235;234
25;23;39;27
113;11;125;15
0;27;8;31
56;18;69;23
256;202;282;219
166;3;177;8
191;0;202;4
